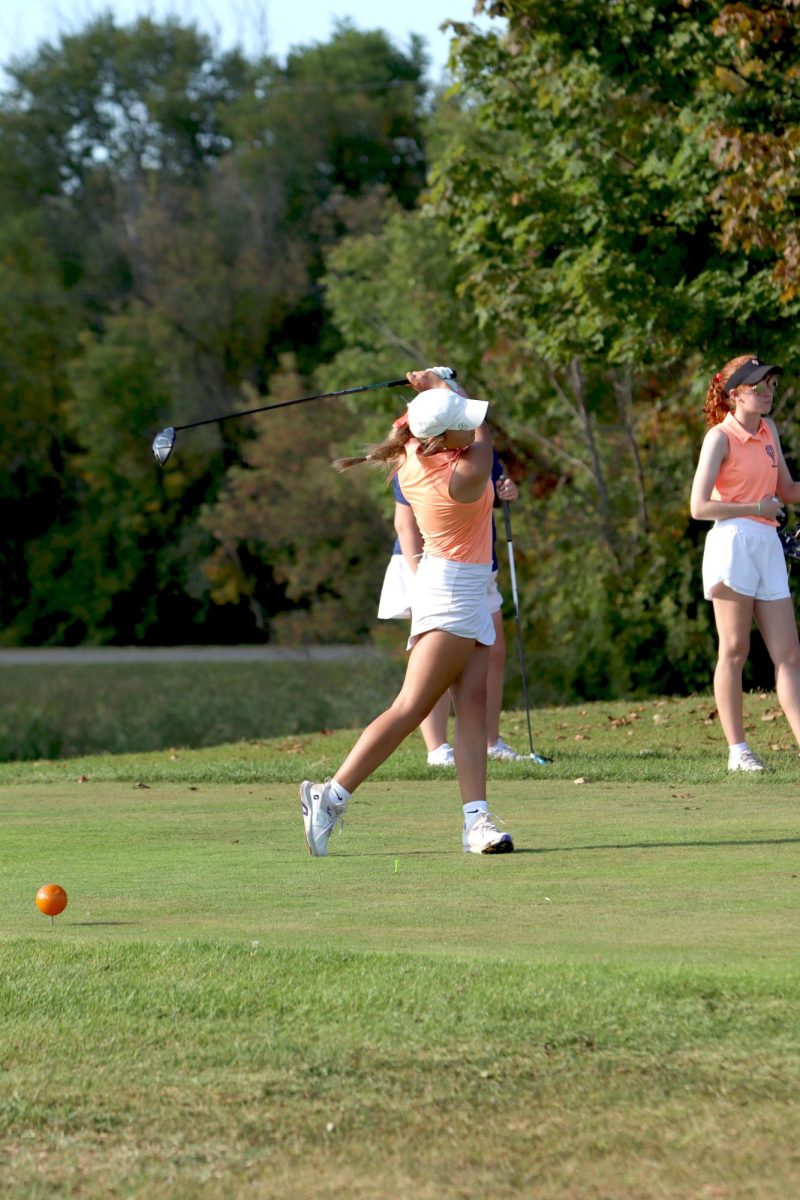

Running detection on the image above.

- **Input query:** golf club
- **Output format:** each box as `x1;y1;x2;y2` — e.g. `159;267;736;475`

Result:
501;495;552;764
151;374;440;466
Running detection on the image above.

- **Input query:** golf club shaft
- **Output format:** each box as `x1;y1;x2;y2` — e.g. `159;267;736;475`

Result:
502;499;537;758
174;377;409;433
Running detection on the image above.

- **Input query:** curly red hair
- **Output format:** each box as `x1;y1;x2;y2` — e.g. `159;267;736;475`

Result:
704;355;760;427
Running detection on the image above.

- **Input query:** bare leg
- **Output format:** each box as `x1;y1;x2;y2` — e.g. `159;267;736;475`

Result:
485;610;506;745
754;597;800;746
335;631;477;793
450;644;490;803
419;692;452;751
710;585;755;745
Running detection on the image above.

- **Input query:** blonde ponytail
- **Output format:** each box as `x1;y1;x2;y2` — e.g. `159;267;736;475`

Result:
332;422;412;475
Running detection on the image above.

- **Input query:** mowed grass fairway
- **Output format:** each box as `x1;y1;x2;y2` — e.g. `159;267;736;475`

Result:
1;693;800;1198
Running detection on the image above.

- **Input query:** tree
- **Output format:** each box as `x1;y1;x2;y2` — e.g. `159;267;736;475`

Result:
200;359;393;643
316;0;800;699
0;17;432;645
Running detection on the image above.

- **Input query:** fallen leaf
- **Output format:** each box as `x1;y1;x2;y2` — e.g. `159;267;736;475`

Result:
77;775;88;783
573;777;588;784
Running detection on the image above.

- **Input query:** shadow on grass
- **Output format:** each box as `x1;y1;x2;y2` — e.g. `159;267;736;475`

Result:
527;836;800;854
70;921;139;926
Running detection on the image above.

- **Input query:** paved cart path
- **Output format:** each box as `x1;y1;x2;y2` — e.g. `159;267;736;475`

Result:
0;646;380;666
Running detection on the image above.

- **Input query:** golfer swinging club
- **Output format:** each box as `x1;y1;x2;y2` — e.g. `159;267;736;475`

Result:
300;368;514;855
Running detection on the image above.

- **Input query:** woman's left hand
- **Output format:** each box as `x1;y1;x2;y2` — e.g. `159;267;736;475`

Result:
495;477;519;502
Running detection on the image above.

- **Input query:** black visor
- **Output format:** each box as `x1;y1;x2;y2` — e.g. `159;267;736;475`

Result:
723;358;782;395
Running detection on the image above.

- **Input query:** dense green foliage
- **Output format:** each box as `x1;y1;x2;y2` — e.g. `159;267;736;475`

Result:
3;5;800;701
320;0;800;699
0;17;428;646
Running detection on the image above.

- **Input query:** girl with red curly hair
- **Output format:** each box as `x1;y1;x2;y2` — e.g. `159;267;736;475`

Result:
690;355;800;771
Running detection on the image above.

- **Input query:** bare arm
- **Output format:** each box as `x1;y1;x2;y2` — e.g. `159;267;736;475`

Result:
393;502;423;572
405;367;494;503
690;427;783;521
449;422;494;503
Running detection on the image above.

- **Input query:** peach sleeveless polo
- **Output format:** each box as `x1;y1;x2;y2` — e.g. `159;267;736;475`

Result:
712;413;779;527
396;440;493;564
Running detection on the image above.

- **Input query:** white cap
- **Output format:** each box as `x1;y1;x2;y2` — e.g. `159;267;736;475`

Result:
406;389;488;439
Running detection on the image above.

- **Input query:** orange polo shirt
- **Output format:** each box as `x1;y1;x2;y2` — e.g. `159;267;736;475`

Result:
712;413;779;527
396;440;493;564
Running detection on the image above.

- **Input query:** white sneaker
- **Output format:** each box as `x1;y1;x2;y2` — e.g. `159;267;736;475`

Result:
299;781;347;856
487;738;523;762
728;748;765;773
462;811;514;854
427;742;455;767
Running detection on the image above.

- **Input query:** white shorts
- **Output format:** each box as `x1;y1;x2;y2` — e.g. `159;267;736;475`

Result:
702;518;789;601
407;555;496;648
377;556;503;620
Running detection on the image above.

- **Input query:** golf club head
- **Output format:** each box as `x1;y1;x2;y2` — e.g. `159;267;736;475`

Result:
528;752;553;765
152;427;176;466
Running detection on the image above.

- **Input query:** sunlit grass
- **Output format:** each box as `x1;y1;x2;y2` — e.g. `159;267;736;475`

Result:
2;714;800;1196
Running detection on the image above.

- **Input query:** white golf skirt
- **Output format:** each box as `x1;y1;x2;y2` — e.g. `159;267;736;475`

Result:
378;555;503;622
702;517;789;601
377;555;413;620
407;555;495;648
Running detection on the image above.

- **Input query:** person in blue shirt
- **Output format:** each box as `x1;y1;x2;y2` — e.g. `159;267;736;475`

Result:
378;451;523;763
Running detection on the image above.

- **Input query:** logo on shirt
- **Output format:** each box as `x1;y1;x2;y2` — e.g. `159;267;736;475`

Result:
766;445;776;464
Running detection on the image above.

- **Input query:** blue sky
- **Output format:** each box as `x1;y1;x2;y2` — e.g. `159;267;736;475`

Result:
0;1;504;82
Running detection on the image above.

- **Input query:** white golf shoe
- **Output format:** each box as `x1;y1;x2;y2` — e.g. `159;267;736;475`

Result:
728;748;765;772
427;742;455;767
487;738;524;762
463;810;514;854
300;781;347;856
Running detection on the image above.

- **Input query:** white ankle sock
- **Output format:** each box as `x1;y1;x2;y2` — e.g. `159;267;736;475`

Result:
728;742;749;757
330;779;351;804
463;801;488;828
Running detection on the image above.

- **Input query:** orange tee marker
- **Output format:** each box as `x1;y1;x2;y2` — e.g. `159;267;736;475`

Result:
35;884;68;925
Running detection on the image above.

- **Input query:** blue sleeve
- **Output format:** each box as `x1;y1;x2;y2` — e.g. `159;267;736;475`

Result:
492;451;504;485
392;475;410;505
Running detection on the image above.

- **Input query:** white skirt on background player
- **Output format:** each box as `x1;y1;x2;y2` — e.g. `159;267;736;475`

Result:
378;554;503;622
406;554;495;648
702;517;789;601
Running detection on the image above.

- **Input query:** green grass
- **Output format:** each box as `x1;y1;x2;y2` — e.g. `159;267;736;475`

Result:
0;684;795;785
2;693;800;1197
